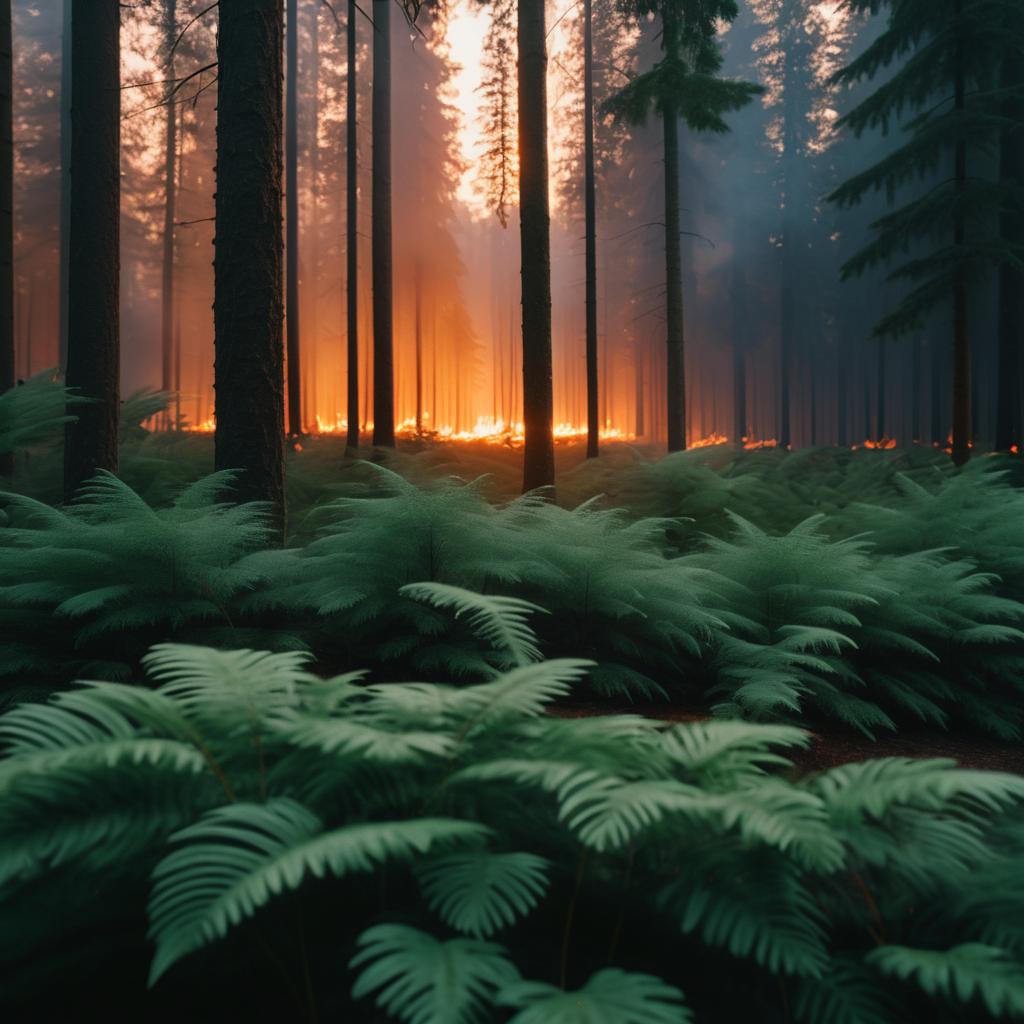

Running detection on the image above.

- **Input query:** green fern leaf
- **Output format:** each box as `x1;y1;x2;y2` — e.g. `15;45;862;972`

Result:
868;944;1024;1018
417;851;550;938
147;799;489;984
400;582;546;668
350;924;518;1024
497;968;691;1024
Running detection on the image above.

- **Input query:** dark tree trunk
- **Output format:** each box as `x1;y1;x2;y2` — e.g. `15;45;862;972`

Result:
930;336;944;445
996;37;1024;453
371;0;394;447
951;10;971;467
583;0;598;458
876;338;886;441
634;341;645;437
910;338;921;442
730;237;747;445
0;1;9;479
517;0;554;490
214;0;285;533
662;12;685;454
58;0;71;373
836;330;848;447
64;1;120;503
346;0;359;450
160;0;177;413
285;0;302;436
415;259;423;434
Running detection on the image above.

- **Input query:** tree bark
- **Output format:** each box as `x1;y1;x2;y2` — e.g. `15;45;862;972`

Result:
346;0;359;450
876;338;886;441
583;0;598;458
64;1;120;503
214;0;285;533
160;0;177;417
996;36;1024;453
951;5;971;467
58;0;71;374
0;1;9;478
371;0;394;446
415;258;423;434
518;0;554;490
285;0;302;436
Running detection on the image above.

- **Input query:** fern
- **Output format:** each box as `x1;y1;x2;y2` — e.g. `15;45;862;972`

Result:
868;944;1024;1018
497;969;691;1024
350;924;518;1024
417;851;550;938
148;799;488;983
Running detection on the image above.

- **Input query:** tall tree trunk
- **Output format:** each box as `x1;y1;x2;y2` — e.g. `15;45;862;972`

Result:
951;6;971;467
518;0;554;490
910;338;921;442
214;0;285;532
662;12;685;455
876;338;886;441
308;2;320;428
371;0;394;446
634;340;645;437
583;0;598;458
346;0;359;450
64;1;120;503
285;0;302;436
415;258;423;434
160;0;177;419
0;1;9;479
58;0;71;373
731;234;747;445
996;34;1024;453
930;337;944;445
836;330;848;447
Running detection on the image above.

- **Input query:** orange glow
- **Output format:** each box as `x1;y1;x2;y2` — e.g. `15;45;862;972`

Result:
856;438;897;450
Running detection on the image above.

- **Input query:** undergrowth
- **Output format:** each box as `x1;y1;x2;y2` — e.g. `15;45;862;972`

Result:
1;644;1023;1021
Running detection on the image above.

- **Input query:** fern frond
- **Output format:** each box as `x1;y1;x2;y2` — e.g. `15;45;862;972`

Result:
350;924;518;1024
400;583;546;668
147;799;489;983
497;969;691;1024
868;944;1024;1018
417;851;550;938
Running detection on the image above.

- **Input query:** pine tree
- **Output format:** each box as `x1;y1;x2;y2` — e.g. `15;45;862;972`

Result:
64;0;120;503
829;0;1022;466
346;0;360;451
605;0;758;453
214;0;286;534
0;0;11;478
160;0;177;425
996;12;1024;453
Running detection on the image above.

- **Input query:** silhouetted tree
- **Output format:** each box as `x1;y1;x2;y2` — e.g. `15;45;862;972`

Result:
286;0;302;436
518;0;554;491
371;0;395;446
64;0;120;502
214;0;285;532
160;0;177;417
996;15;1024;454
831;0;1019;467
606;0;758;453
346;0;359;450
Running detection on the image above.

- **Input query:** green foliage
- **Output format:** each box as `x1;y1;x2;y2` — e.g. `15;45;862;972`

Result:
1;644;1023;1020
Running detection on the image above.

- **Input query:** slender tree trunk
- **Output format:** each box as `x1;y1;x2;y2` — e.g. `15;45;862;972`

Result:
415;259;423;433
876;338;886;441
583;0;598;458
930;337;944;445
214;0;285;532
64;1;120;502
634;341;645;437
910;338;921;442
730;231;747;445
836;330;848;447
951;8;971;467
0;0;11;406
58;0;71;373
661;5;686;453
518;0;554;490
308;3;320;429
285;0;302;435
0;1;9;479
996;35;1024;453
160;0;177;420
346;0;359;449
371;0;394;446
